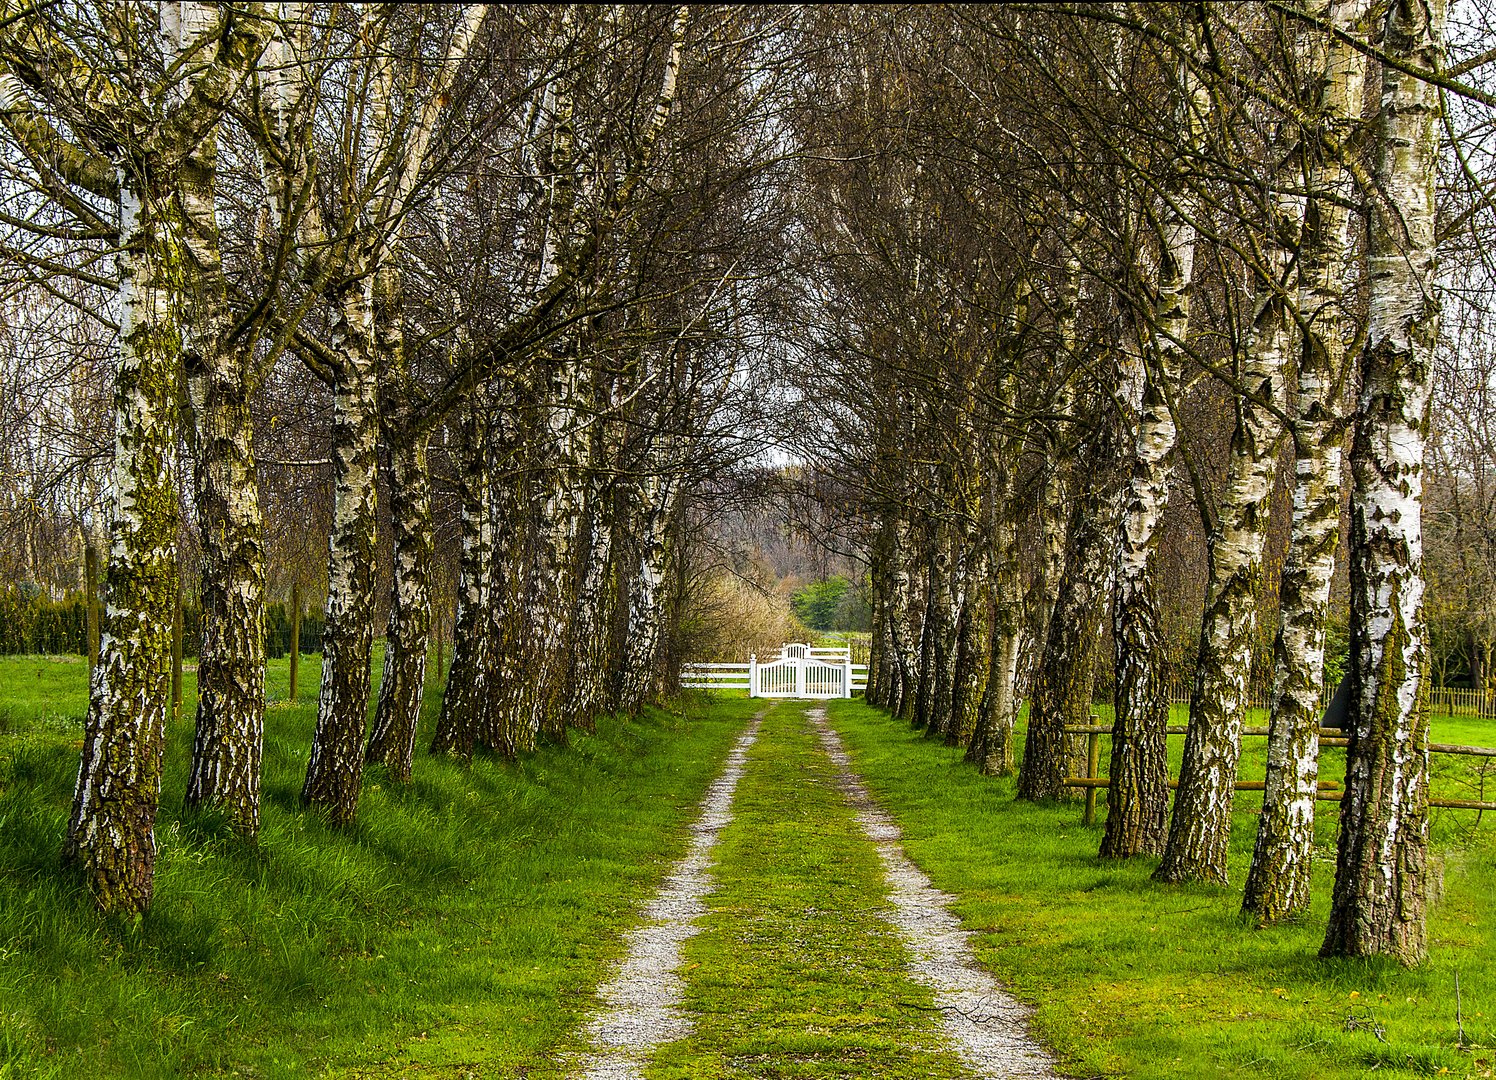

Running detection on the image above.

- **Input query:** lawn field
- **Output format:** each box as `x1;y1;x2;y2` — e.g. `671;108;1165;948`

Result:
0;654;762;1079
2;655;1491;1079
825;698;1496;1080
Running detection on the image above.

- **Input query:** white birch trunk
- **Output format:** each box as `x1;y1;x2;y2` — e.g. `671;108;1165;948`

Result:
1244;0;1370;922
1158;249;1290;884
180;114;267;836
1103;62;1204;860
1323;0;1444;965
301;278;380;826
618;456;682;713
65;168;180;914
431;406;490;759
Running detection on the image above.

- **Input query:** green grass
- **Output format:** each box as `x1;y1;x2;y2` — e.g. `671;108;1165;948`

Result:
0;654;762;1079
646;704;969;1079
825;698;1496;1080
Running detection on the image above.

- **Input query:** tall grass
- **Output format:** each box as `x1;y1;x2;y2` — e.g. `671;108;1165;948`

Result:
0;654;760;1079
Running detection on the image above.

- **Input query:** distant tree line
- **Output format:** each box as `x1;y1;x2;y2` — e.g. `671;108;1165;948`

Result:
790;575;872;633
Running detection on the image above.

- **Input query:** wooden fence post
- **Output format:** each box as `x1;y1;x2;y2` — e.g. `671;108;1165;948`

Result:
289;582;301;704
1083;731;1101;826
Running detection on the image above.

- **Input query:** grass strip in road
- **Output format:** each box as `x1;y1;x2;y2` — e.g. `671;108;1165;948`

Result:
825;698;1496;1080
0;655;761;1079
646;704;974;1080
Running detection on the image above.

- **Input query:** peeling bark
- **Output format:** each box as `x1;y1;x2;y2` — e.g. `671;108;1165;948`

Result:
367;261;433;781
1103;59;1203;859
1158;261;1289;885
302;279;380;826
565;466;616;730
64;170;180;914
366;433;432;781
1103;319;1179;858
968;509;1021;775
1244;0;1370;923
617;451;682;714
181;116;266;835
1020;406;1126;802
431;407;490;759
1322;0;1443;965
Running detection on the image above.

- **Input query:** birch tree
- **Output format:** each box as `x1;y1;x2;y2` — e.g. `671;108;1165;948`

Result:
1322;0;1445;965
0;0;271;910
1102;31;1206;861
1158;16;1303;884
1244;0;1371;922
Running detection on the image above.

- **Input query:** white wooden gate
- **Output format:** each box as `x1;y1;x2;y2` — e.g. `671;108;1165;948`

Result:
680;642;866;699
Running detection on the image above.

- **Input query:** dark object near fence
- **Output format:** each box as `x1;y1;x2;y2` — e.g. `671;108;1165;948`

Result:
1321;673;1351;730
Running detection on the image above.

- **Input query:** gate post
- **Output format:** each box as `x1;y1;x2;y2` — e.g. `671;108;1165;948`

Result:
844;656;853;698
795;657;806;698
749;654;758;698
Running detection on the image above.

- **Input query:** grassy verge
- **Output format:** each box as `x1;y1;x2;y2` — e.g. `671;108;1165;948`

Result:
825;698;1496;1080
645;703;969;1080
0;655;760;1079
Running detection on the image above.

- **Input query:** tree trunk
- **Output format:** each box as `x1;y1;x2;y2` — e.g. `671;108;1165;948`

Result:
1102;48;1204;861
431;408;490;759
1020;423;1125;801
478;412;529;753
365;257;430;780
183;355;266;833
518;361;589;743
289;583;301;704
302;280;380;826
886;516;916;718
950;573;990;748
64;173;180;914
1157;281;1288;885
1244;0;1369;923
171;591;184;723
1322;0;1443;965
617;463;680;713
930;535;967;742
181;123;267;836
1026;240;1081;696
84;539;99;679
366;433;432;781
564;472;615;730
1103;328;1180;859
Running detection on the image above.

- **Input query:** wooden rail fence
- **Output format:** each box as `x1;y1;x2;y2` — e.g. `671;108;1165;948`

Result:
1062;724;1496;825
1163;682;1495;718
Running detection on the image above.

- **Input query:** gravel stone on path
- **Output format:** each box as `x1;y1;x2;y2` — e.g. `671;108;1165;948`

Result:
810;707;1061;1080
569;709;767;1080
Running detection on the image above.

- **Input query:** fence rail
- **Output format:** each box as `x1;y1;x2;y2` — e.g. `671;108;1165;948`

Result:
1061;722;1496;822
1161;681;1495;718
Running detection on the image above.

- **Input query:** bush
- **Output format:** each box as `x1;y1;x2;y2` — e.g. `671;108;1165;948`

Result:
0;586;323;659
677;575;807;661
0;587;86;655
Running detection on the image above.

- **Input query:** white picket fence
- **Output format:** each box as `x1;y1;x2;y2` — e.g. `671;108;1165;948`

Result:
680;642;868;699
